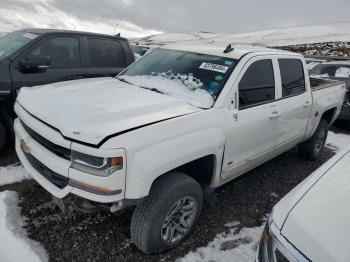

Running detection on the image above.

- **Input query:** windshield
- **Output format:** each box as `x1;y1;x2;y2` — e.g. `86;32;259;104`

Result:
0;31;39;62
310;64;350;78
118;48;237;108
132;45;150;56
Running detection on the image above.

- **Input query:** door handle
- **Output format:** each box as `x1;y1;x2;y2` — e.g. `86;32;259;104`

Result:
269;111;281;119
303;101;311;107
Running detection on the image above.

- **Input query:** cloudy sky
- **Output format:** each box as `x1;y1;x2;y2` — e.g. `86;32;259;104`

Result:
0;0;349;37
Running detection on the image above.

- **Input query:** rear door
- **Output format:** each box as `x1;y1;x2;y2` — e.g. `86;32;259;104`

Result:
84;37;127;78
274;57;312;149
10;35;84;94
222;56;279;180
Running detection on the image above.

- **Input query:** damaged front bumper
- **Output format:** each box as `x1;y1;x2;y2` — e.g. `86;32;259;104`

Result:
14;103;127;209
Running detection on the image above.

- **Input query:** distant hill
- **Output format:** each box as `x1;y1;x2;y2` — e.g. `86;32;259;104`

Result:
135;21;350;47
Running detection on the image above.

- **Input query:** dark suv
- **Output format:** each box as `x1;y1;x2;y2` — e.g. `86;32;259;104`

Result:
0;29;135;153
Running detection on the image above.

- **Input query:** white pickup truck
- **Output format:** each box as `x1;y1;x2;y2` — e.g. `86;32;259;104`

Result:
14;42;346;254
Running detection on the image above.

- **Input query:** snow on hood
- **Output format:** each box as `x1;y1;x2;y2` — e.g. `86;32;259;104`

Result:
280;147;350;262
17;77;202;145
120;74;214;108
272;133;350;230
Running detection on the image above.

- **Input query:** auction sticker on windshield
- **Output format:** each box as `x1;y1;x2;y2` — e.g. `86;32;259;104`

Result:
199;62;229;73
23;33;38;39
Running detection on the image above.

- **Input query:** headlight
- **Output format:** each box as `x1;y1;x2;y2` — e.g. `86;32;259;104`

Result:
70;151;123;177
257;218;309;262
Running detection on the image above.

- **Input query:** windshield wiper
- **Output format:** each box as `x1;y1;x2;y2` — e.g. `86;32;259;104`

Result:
117;77;135;86
117;77;165;94
148;87;165;94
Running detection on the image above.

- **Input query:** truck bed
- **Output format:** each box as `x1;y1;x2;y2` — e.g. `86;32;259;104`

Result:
310;77;343;91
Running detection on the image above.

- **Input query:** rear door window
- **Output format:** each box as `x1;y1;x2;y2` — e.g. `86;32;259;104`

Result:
279;59;305;97
239;59;275;108
87;38;126;68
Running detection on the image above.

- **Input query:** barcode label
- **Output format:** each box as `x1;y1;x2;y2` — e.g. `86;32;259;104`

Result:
199;62;229;73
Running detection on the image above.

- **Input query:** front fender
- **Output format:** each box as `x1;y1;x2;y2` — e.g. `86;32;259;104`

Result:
124;126;225;199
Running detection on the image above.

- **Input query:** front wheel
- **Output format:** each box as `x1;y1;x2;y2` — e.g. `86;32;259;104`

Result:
130;172;203;254
0;111;13;155
299;119;328;160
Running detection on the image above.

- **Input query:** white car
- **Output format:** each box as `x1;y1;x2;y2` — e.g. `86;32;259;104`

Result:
14;42;346;254
257;145;350;262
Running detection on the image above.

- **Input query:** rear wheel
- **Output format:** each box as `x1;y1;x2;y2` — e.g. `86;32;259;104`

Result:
130;172;203;254
299;119;328;160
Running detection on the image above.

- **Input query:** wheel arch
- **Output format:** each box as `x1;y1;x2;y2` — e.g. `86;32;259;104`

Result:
321;107;337;126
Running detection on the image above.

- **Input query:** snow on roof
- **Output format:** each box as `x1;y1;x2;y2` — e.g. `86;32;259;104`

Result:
162;42;296;59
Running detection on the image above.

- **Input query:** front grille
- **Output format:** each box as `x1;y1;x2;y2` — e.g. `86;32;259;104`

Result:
21;121;71;160
25;152;69;189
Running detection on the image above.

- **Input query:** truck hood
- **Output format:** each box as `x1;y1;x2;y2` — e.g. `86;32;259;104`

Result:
17;77;202;145
273;146;350;262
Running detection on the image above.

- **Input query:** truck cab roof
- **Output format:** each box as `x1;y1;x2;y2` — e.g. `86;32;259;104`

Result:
19;28;128;41
162;42;299;60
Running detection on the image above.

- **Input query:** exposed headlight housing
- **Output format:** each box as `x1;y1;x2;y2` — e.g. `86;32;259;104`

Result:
70;151;123;177
257;217;309;262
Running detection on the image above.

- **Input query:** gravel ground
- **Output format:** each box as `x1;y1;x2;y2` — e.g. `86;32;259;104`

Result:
0;123;348;262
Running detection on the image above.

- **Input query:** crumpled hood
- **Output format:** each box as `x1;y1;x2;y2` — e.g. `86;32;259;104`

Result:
273;147;350;262
17;77;201;145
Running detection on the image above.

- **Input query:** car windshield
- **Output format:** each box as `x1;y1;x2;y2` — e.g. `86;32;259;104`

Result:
310;64;350;78
0;31;39;62
132;45;150;56
118;48;237;108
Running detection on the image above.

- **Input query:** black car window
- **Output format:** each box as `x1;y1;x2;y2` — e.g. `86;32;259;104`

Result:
87;38;126;68
310;64;350;78
239;59;275;108
279;59;305;97
29;37;80;68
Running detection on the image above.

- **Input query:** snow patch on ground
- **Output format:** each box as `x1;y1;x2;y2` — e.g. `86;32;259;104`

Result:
0;191;48;262
178;222;264;262
120;75;214;108
0;164;31;186
326;131;350;152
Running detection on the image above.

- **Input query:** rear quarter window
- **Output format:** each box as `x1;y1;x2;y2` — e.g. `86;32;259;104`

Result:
279;59;305;97
87;38;126;68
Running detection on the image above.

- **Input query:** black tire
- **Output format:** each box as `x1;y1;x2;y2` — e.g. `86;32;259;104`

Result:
130;172;203;254
299;119;328;160
0;119;6;152
0;111;13;156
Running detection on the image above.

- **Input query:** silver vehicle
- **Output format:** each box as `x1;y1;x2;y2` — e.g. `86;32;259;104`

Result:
310;61;350;121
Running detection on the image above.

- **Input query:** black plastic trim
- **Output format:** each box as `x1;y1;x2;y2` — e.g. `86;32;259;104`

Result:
25;152;69;189
21;120;71;160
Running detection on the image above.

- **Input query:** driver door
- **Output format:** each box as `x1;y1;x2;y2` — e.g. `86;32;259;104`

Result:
222;57;280;181
10;36;85;96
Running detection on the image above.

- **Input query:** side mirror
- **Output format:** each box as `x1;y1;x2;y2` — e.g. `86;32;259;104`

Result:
19;55;51;72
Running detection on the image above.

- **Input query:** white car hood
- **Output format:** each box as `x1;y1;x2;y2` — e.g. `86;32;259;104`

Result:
17;77;202;145
274;147;350;262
